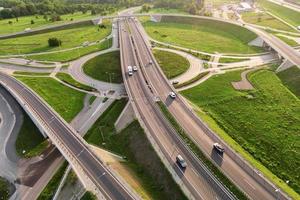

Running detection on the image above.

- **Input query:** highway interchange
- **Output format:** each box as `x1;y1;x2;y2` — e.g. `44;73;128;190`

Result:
0;5;299;200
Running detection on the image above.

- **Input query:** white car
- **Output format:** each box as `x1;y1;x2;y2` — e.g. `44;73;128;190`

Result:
133;66;138;72
149;60;153;65
176;155;187;168
169;92;176;99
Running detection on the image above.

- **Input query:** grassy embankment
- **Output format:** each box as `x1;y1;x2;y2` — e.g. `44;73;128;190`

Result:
218;57;250;63
143;16;263;54
0;12;94;35
13;71;51;76
16;77;85;122
0;177;9;200
258;0;300;27
84;99;187;200
242;11;296;32
181;69;300;199
15;113;48;158
27;38;112;62
0;22;111;55
277;66;300;98
56;72;94;91
83;51;122;83
153;49;189;79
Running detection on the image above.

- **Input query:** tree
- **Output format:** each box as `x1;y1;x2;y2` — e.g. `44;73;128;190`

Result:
31;19;35;24
48;38;62;47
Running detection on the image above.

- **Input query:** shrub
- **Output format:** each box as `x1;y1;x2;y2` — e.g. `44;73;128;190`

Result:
31;20;35;24
48;38;62;47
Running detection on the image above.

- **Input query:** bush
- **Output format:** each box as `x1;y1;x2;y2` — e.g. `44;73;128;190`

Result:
31;20;35;24
48;38;62;47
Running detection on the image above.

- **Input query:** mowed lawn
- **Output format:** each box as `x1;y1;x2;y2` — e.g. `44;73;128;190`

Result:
258;0;300;27
277;66;300;98
83;51;122;83
0;23;111;55
143;16;262;54
181;69;300;194
16;77;85;122
242;11;296;32
0;12;94;35
27;38;112;62
153;49;189;79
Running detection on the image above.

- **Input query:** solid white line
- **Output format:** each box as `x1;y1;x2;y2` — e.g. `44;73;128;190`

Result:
244;178;256;190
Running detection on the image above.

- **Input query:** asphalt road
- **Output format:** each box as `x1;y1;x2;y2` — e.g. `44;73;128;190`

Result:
127;18;286;200
0;72;137;200
119;18;239;200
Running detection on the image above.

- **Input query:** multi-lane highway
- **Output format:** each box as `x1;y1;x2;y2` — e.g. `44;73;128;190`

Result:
119;18;239;200
0;72;137;200
126;18;290;200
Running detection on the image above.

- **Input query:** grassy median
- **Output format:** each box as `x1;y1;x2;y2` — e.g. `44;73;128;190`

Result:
56;72;94;91
153;49;189;79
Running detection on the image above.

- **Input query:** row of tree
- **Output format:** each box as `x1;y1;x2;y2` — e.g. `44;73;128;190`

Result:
0;0;145;20
152;0;203;15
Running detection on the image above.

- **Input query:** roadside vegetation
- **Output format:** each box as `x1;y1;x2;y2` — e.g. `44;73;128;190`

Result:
174;71;209;89
143;16;262;54
84;99;187;200
181;69;300;198
242;11;296;32
258;0;300;27
27;38;112;62
0;177;9;200
16;77;85;122
277;66;300;98
37;162;68;200
274;34;299;46
81;191;97;200
0;22;111;55
13;71;50;76
218;57;250;63
83;51;122;83
56;72;94;91
15;112;48;158
153;49;189;79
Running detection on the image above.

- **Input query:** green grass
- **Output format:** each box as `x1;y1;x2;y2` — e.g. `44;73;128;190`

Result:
258;0;300;27
13;71;50;76
16;77;85;122
27;38;113;62
277;66;300;98
218;57;250;63
0;177;9;200
83;51;122;83
157;101;248;200
15;113;48;158
89;96;97;105
84;99;187;199
139;8;188;14
275;34;299;46
0;22;111;55
37;162;68;200
81;191;97;200
174;71;209;88
0;12;96;35
242;11;296;32
143;16;262;54
153;49;189;79
56;72;94;91
181;69;300;198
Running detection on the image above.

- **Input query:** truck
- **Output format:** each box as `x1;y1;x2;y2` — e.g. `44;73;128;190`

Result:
128;66;133;76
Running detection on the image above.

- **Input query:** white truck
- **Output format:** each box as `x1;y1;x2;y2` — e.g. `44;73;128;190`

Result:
128;66;133;76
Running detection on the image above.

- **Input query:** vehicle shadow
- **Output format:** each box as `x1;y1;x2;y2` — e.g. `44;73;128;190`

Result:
172;163;186;179
164;96;174;107
210;149;224;167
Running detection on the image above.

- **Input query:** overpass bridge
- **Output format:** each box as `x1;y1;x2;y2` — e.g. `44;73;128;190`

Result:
0;72;138;200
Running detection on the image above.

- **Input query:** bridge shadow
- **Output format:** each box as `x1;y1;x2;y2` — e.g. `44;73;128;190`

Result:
210;149;224;167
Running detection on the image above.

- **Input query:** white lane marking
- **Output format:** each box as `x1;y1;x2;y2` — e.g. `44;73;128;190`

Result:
244;178;256;190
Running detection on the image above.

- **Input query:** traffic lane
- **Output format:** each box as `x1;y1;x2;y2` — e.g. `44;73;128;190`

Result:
121;28;221;200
